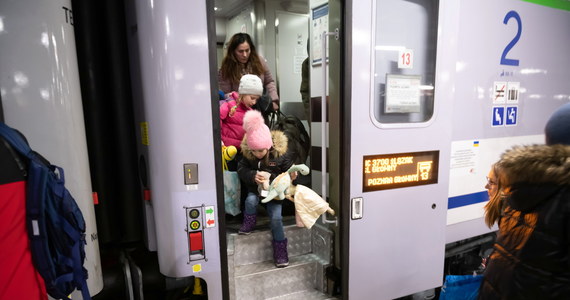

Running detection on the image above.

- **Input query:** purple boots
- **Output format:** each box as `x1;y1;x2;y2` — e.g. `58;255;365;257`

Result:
239;214;288;268
238;213;256;235
272;238;289;268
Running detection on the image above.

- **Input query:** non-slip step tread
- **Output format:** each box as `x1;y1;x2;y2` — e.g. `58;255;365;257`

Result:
266;289;340;300
231;225;313;266
229;223;310;238
234;254;322;300
234;253;320;276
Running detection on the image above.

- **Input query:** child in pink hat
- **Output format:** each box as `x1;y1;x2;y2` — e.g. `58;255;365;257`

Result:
237;110;296;268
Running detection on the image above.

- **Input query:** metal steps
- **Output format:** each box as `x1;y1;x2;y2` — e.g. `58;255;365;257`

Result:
267;289;340;300
227;221;335;300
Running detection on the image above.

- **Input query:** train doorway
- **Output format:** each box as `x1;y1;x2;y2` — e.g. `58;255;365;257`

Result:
213;1;343;299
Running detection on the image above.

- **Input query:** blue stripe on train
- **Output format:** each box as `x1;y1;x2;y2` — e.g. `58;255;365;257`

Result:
448;191;488;209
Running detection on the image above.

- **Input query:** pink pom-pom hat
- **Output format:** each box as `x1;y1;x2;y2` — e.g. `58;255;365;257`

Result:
243;110;272;150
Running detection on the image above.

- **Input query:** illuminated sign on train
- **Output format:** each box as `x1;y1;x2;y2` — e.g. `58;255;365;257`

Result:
363;150;439;192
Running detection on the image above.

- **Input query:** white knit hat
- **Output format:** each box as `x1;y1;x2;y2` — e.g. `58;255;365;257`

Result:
238;74;263;96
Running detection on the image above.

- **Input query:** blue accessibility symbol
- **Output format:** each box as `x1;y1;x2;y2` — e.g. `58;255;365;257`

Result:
506;106;518;126
492;107;505;126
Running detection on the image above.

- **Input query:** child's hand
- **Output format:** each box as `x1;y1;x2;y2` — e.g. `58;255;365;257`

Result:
228;91;239;100
254;173;266;184
290;171;298;181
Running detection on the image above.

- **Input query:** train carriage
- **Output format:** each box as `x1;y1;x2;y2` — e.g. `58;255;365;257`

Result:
1;0;569;299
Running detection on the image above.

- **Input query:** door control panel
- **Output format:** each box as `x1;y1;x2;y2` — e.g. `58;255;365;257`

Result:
186;207;205;261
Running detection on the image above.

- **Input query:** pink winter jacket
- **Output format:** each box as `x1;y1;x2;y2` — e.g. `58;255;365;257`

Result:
220;100;252;150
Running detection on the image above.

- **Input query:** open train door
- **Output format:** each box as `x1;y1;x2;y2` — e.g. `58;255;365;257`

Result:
333;1;459;298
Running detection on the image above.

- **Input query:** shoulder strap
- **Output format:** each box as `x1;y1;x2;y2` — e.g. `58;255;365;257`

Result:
0;122;33;159
268;111;284;129
0;135;27;177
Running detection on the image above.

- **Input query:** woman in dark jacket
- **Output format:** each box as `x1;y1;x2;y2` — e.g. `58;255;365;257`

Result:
478;144;570;299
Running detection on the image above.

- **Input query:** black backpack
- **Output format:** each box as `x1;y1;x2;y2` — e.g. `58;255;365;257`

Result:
253;88;275;123
268;111;311;164
0;122;91;300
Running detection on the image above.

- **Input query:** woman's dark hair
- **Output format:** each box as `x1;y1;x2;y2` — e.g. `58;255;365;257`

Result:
220;33;265;84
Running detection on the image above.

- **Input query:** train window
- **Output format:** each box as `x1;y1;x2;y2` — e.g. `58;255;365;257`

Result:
370;0;439;127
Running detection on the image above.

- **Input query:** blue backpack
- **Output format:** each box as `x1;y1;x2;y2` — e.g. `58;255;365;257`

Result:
0;122;91;300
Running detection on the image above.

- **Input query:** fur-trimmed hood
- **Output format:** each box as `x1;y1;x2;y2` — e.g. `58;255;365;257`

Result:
499;144;570;212
241;130;288;160
479;144;570;299
499;144;570;186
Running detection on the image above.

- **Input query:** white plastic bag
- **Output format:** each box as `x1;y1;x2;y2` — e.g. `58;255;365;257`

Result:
223;170;241;216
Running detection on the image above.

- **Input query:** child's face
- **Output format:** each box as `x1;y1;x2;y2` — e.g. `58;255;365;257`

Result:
242;94;259;108
251;148;268;159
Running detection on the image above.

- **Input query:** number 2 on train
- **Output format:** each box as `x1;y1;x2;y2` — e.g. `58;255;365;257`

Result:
500;10;522;66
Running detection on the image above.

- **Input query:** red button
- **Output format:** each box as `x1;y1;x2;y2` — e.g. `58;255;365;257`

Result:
143;189;151;201
189;232;203;251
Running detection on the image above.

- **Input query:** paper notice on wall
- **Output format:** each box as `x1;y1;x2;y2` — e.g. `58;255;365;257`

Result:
450;140;480;174
449;140;483;199
311;4;329;64
385;74;421;113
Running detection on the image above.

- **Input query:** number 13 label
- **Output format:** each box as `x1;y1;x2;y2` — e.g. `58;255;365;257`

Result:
398;49;414;69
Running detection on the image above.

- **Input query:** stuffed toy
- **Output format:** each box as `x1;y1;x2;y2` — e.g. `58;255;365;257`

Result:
221;144;237;171
261;164;310;203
